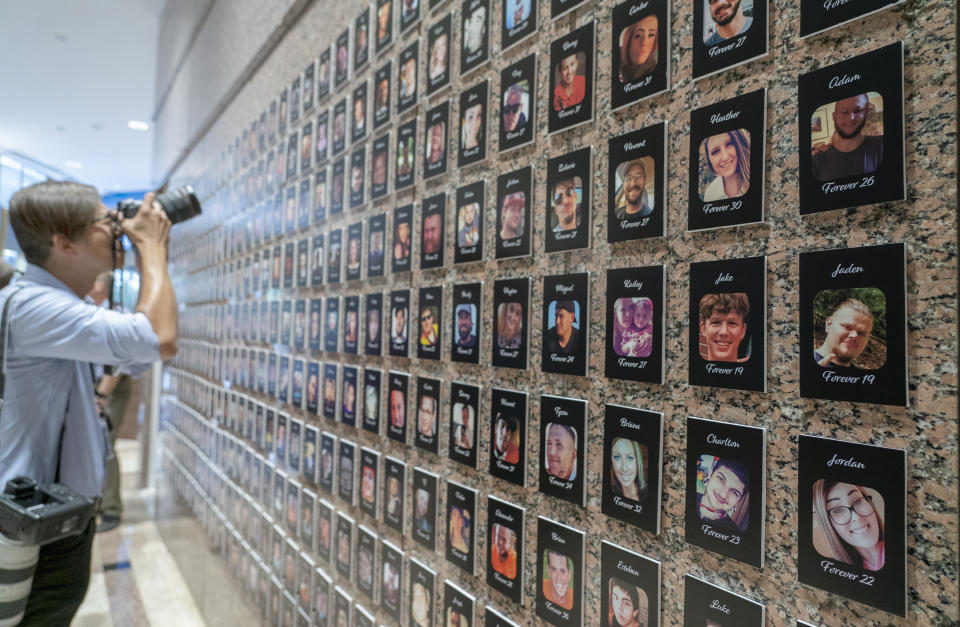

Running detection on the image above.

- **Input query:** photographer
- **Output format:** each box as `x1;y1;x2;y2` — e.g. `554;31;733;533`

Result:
0;181;177;623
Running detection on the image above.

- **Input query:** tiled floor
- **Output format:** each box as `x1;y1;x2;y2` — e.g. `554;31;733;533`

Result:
73;439;257;626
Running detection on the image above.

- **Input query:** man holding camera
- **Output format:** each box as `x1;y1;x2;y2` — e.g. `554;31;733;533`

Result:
0;181;177;623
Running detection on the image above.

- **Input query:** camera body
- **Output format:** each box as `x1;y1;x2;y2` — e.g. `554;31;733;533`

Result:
116;185;202;225
0;477;95;547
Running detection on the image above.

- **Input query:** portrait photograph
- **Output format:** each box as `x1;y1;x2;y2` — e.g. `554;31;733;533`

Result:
268;99;278;144
303;61;315;113
352;80;368;143
685;415;766;567
314;169;327;223
611;0;670;109
498;54;536;153
330;158;345;215
376;0;395;53
451;281;481;364
491;277;528;370
487;496;524;603
318;47;332;102
324;296;340;353
605;265;665;383
367;213;387;278
392;203;413;273
381;539;404;620
548;22;595;134
545;147;591;252
501;0;536;51
362;368;382;434
489;388;527;486
349;145;366;209
389;289;410;357
304;425;319;481
688;89;766;230
296;239;309;287
798;43;905;214
415;376;441;454
684;575;764;626
409;558;435;627
536;517;584;626
688;255;766;392
459;80;488;168
495;166;532;259
692;0;768;80
395;119;418;190
449;382;479;466
373;62;392;130
300;121;313;174
542;273;589;376
343;296;360;355
539;395;587;506
290;76;301;125
322;363;338;420
797;435;906;616
426;13;452;95
364;291;384;355
461;0;490;75
286;477;301;535
400;0;421;32
309;298;323;351
346;222;363;282
354;6;370;71
333;587;352;627
417;285;443;359
397;41;420;115
417;194;445;269
600;541;661;627
337;439;356;507
327;227;342;283
383;455;407;532
291;359;305;409
359;447;380;520
412;468;439;551
444;581;476;627
285;134;299;183
332;98;347;155
602;404;663;533
301;488;317;551
319;434;336;495
801;0;902;37
423;102;450;180
335;512;355;579
798;242;907;406
335;30;350;87
313;567;332;624
446;482;477;574
306;361;321;415
454;181;484;264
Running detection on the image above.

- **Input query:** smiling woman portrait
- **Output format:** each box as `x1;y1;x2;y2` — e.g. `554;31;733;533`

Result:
812;480;886;571
699;129;751;201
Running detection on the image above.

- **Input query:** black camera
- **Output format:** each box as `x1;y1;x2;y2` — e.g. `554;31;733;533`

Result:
116;185;202;225
0;477;95;546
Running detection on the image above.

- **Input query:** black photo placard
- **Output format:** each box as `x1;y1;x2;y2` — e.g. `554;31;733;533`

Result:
798;43;905;215
319;433;336;494
692;0;768;79
370;134;390;201
335;512;355;579
423;102;450;180
290;76;302;125
605;265;665;383
454;181;484;264
337;439;356;506
309;298;323;351
349;145;366;209
381;539;404;620
489;388;527;486
458;80;488;168
451;281;481;363
600;541;661;627
330;157;345;215
461;0;490;76
367;213;386;278
352;80;368;144
501;0;537;51
610;0;671;110
332;98;347;155
797;435;906;616
602;404;664;533
415;376;441;454
279;87;289;135
683;575;764;626
354;6;370;71
300;122;313;175
688;255;766;392
801;0;902;38
688;88;766;231
444;580;476;627
400;0;420;32
284;184;297;233
306;361;320;415
535;517;584;626
314;169;328;226
316;110;330;165
391;203;413;272
364;291;384;356
291;359;305;409
491;278;529;370
552;0;588;19
346;222;363;282
375;0;394;53
362;367;382;434
487;495;524;603
388;289;410;357
448;382;479;466
799;242;906;406
420;193;446;269
539;395;587;506
545;147;591;253
485;606;520;627
327;227;342;284
417;285;443;359
608;122;667;241
548;21;595;135
359;447;380;520
373;62;392;132
685;415;767;567
324;296;340;353
409;558;436;627
343;297;360;355
397;41;419;115
387;370;410;444
495;167;532;259
318;47;332;102
426;13;452;95
498;54;537;153
541;273;589;376
334;586;353;625
322;363;338;420
296;239;309;287
445;481;477;574
395;119;417;191
383;455;407;532
412;467;439;550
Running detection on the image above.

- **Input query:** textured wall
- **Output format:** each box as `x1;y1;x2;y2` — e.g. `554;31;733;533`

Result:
162;0;958;625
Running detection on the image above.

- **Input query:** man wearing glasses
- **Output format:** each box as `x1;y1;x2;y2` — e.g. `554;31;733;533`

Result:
812;94;884;181
0;182;177;623
551;178;581;232
502;83;528;136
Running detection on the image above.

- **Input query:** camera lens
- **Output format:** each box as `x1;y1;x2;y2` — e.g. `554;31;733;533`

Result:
155;185;202;225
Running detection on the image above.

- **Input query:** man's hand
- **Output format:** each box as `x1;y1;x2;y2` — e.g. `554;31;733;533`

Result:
119;192;171;256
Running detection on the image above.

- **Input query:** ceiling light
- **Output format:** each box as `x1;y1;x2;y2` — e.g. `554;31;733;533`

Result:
65;160;83;169
127;120;149;131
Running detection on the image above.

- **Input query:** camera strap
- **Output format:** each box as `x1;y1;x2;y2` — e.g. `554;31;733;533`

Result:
0;285;23;410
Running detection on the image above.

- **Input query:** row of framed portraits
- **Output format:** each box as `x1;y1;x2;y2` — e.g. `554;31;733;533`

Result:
166;391;909;619
182;241;908;406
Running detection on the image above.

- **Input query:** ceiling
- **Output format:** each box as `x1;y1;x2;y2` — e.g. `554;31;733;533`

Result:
0;0;162;194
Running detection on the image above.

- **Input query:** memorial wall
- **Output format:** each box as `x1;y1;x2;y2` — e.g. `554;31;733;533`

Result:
156;0;959;624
